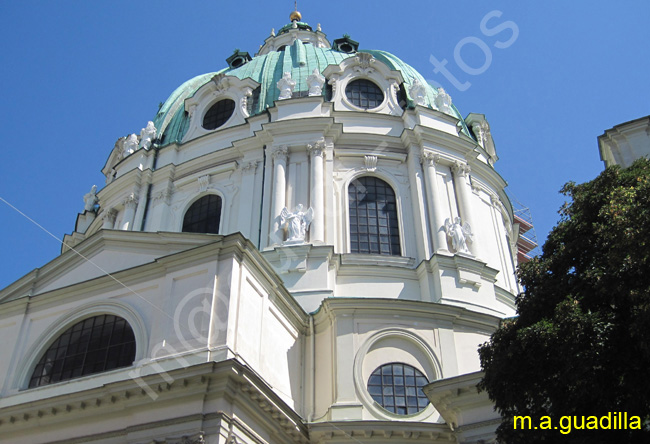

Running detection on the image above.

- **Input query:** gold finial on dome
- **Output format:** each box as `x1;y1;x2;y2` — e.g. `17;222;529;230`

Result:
290;1;302;22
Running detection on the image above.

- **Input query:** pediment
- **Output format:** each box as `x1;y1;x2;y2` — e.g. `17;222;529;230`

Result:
0;230;218;303
182;74;260;143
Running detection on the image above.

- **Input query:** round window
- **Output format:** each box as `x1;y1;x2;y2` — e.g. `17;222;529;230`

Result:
345;79;384;110
367;362;430;415
202;99;236;130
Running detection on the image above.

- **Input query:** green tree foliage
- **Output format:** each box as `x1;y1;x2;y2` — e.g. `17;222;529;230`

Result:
479;158;650;443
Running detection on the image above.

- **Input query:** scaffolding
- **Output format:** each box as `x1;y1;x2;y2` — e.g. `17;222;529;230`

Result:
506;190;541;262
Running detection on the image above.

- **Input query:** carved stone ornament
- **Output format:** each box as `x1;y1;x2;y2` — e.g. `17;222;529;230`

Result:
306;68;326;96
328;74;339;96
240;160;259;173
271;145;289;161
409;79;427;106
307;139;325;158
241;87;253;115
452;161;471;177
490;193;502;210
151;432;205;444
123;134;139;156
472;120;490;148
420;151;440;167
211;73;230;94
434;87;452;115
83;185;98;212
112;138;125;162
139;121;157;150
123;192;139;209
389;79;401;104
364;155;378;172
281;204;314;244
197;175;210;192
188;104;197;119
444;217;474;254
102;208;117;224
354;52;376;74
277;71;296;100
153;183;174;205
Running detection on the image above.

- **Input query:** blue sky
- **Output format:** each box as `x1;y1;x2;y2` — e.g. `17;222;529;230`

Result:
1;1;648;289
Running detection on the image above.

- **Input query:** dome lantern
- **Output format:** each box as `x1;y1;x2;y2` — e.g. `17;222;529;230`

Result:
290;1;302;22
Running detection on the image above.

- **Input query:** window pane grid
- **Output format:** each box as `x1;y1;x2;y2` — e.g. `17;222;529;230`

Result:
345;79;384;110
182;195;222;234
29;315;136;388
202;99;236;130
349;177;400;255
367;363;430;415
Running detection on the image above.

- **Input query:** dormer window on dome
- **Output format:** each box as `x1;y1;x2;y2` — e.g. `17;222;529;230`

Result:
202;99;236;130
226;50;252;69
333;34;359;54
346;79;384;110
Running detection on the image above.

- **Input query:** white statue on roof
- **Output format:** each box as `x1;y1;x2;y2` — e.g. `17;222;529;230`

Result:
83;185;98;212
444;217;473;254
139;121;157;150
277;72;296;100
435;87;452;114
409;79;427;106
281;204;314;243
307;68;325;96
123;134;139;156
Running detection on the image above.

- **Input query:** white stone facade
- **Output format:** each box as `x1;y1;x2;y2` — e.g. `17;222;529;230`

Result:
0;17;522;444
598;115;650;168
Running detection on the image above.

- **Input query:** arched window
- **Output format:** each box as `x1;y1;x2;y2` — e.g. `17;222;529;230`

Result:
367;362;430;415
348;176;400;255
182;195;222;234
29;315;136;388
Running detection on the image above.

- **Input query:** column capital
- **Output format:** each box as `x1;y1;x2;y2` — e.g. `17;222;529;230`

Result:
102;208;117;224
240;160;259;174
420;151;440;167
123;193;139;209
452;160;471;177
306;139;326;158
271;145;289;162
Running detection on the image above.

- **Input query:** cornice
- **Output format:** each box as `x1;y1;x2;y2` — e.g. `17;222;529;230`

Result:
0;359;309;443
313;297;502;331
309;420;453;442
423;371;499;434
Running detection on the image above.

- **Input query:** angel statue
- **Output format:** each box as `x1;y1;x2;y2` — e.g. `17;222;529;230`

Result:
277;71;296;100
123;134;139;156
280;204;314;243
444;217;473;254
83;185;98;212
139;121;157;150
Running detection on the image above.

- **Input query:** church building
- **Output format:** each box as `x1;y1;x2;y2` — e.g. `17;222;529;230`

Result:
0;10;525;444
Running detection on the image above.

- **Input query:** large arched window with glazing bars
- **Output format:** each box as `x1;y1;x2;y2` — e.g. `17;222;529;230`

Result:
29;314;136;388
348;176;401;255
182;194;222;234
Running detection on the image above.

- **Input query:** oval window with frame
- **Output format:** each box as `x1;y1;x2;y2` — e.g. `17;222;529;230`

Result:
345;79;384;110
202;99;236;130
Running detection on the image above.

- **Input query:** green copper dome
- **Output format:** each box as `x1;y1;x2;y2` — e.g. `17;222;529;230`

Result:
153;25;469;146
